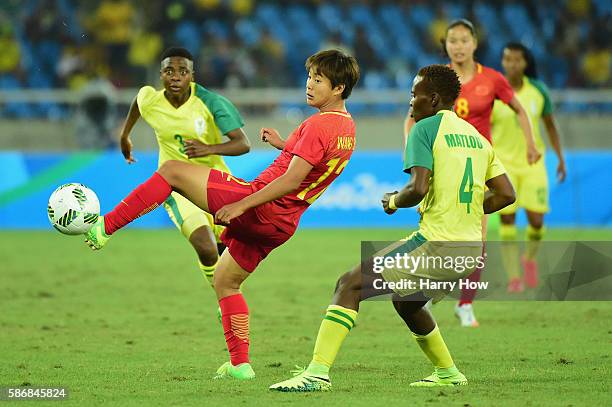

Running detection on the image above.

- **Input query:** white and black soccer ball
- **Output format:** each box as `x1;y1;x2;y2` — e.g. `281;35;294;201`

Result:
47;183;100;235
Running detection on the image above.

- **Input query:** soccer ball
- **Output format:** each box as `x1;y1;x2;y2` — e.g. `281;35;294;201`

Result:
47;183;100;235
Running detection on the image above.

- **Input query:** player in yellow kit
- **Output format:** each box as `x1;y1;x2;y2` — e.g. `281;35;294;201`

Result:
491;43;566;292
270;65;516;391
118;47;250;288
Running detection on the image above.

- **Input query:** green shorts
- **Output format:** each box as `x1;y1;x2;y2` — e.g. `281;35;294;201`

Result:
163;192;224;242
376;232;483;303
499;160;549;215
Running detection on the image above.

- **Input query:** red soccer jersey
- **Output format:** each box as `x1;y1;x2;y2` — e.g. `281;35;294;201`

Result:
454;64;514;141
253;111;356;233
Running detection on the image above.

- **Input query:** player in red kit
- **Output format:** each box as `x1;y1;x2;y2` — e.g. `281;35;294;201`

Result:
404;19;540;327
83;50;360;379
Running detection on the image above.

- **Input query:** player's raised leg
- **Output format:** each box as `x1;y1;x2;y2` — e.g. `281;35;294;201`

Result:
393;298;467;387
213;250;255;380
85;160;211;250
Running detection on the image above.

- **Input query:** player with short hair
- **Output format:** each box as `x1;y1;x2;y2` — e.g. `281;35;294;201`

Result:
492;43;566;292
84;49;360;380
405;19;539;327
269;64;515;392
119;46;250;288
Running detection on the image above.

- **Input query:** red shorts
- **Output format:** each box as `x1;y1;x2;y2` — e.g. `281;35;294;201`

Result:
206;169;294;272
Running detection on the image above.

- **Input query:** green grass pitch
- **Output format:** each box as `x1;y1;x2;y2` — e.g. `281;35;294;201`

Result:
1;228;611;406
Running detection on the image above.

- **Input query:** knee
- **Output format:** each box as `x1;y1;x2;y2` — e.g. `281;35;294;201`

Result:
213;270;241;293
336;269;361;295
195;244;218;266
529;219;544;230
190;230;219;266
157;160;182;185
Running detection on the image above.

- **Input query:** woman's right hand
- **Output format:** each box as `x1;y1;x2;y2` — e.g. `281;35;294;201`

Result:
120;136;137;164
260;128;285;150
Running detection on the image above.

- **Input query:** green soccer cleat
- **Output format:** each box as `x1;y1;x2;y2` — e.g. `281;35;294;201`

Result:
214;362;255;380
84;216;110;250
269;366;332;392
409;368;468;387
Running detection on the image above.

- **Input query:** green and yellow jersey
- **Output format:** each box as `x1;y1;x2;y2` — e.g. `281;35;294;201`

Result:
491;76;553;173
136;82;244;171
404;110;506;241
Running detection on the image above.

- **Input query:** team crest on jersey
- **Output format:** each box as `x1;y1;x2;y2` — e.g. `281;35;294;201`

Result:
475;85;490;96
194;117;207;136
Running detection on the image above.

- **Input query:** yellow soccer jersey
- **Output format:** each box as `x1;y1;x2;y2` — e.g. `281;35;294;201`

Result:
491;77;553;172
404;110;506;241
136;82;244;171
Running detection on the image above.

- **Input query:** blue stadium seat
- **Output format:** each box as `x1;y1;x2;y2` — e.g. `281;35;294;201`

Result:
407;4;434;32
317;3;345;33
202;20;229;40
174;21;202;55
235;18;261;47
444;3;467;20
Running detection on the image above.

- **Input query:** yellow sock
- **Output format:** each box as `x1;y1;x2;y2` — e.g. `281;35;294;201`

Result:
412;325;454;369
198;261;216;287
499;224;520;279
309;305;358;374
525;225;544;260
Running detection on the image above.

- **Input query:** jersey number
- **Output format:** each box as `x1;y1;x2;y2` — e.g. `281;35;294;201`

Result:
459;157;474;213
296;158;348;204
456;98;469;118
174;134;186;154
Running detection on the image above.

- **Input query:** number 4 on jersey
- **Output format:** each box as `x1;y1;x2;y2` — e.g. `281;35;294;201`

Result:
459;157;474;213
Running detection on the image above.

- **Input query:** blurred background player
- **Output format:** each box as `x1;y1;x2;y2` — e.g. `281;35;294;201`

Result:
491;43;567;292
118;46;250;290
405;19;539;327
84;49;360;381
270;64;515;392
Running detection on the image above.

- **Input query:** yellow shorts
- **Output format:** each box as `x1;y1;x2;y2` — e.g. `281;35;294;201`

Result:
163;191;225;242
499;160;549;215
375;232;483;303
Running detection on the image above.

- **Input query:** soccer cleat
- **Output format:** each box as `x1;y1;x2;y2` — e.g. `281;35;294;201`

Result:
454;303;479;327
214;361;255;380
269;366;332;392
84;216;109;250
521;256;539;288
410;368;468;387
507;277;524;293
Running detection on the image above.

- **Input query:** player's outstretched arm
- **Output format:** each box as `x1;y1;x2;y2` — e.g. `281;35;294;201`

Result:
119;96;141;164
260;128;286;150
214;155;313;225
483;174;516;214
382;166;431;214
507;96;541;165
542;114;566;182
184;128;250;158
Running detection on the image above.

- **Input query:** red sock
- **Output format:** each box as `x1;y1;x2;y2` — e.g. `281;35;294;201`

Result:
104;172;172;235
459;245;486;306
219;293;250;366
